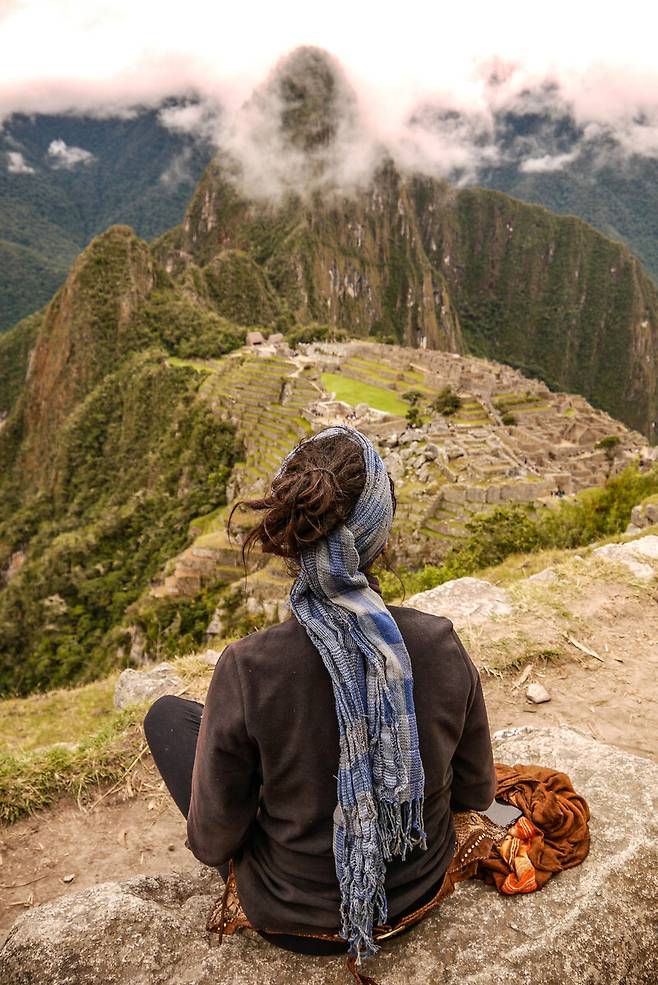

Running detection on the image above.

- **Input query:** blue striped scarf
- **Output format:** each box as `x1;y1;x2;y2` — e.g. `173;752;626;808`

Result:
279;425;426;963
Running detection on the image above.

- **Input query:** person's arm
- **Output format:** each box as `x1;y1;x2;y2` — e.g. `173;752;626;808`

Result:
449;629;497;812
186;644;260;867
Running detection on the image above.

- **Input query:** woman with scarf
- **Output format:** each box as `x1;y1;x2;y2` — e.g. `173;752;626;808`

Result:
143;425;498;980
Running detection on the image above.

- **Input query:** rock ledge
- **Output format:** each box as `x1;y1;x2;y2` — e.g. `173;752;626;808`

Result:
2;727;656;985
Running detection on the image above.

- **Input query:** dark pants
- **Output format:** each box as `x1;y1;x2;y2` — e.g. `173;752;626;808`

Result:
143;694;347;955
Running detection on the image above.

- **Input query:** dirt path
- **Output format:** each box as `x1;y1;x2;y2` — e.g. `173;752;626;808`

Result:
481;593;658;762
0;773;191;943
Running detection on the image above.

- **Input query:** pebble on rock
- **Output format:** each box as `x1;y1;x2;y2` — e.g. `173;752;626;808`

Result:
526;683;551;704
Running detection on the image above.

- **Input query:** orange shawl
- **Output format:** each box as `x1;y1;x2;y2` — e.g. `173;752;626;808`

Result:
477;762;591;893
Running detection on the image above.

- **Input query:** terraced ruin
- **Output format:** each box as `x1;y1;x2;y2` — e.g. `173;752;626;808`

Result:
148;339;651;617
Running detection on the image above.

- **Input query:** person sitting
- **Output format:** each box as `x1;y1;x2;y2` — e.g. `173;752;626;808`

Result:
143;425;497;978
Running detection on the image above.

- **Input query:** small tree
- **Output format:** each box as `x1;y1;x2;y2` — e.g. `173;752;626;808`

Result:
403;388;423;407
596;434;622;475
406;405;421;427
596;434;621;456
432;386;461;416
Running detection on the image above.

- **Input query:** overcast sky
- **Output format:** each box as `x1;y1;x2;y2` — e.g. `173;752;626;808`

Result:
2;0;658;188
1;0;657;118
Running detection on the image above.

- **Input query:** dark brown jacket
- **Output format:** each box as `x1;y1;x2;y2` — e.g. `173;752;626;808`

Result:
187;583;496;933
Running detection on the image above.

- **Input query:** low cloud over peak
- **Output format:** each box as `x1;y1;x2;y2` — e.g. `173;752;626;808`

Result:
1;2;658;194
6;150;35;174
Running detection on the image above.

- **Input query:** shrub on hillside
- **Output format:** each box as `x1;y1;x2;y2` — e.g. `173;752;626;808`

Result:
122;580;229;664
406;405;422;427
432;386;461;416
285;322;348;348
0;354;241;696
379;462;658;601
134;290;246;359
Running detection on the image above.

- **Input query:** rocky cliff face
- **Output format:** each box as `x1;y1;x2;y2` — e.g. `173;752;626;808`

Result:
156;159;465;353
16;226;158;492
149;47;658;442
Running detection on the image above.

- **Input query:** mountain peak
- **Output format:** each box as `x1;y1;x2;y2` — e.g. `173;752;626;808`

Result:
221;46;367;198
264;46;358;152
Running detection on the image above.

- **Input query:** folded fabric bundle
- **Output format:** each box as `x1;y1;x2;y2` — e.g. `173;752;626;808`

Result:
477;762;591;894
495;815;541;894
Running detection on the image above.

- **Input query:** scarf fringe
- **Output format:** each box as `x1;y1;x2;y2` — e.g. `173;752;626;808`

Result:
378;796;427;862
340;795;427;961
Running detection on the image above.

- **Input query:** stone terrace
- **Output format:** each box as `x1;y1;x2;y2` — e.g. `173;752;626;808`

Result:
303;342;648;561
149;351;318;600
148;340;649;598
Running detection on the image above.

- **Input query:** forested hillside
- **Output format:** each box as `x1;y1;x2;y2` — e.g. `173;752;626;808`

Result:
1;47;657;697
0;106;212;329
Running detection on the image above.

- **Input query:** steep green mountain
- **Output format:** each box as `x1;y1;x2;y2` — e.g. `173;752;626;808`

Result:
0;105;213;330
0;226;244;695
148;49;658;441
3;76;658;335
410;100;658;288
2;47;657;698
156;176;657;439
412;180;658;439
475;109;658;287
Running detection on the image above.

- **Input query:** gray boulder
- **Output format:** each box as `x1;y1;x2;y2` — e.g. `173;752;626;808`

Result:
406;576;513;627
630;500;658;530
526;567;558;583
385;451;405;481
113;662;183;709
591;534;658;581
3;727;655;984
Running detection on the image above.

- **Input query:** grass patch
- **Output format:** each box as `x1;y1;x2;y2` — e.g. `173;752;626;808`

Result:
472;637;569;676
0;648;222;823
165;356;212;373
0;706;147;823
320;372;408;416
0;675;119;756
188;503;227;538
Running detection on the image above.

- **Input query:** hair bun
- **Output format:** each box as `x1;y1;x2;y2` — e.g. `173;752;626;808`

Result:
228;430;395;568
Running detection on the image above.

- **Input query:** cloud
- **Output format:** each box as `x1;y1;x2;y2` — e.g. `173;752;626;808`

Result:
158;99;221;143
46;138;95;169
147;49;658;198
0;2;658;195
159;146;193;188
6;150;34;173
214;47;382;201
519;149;582;173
